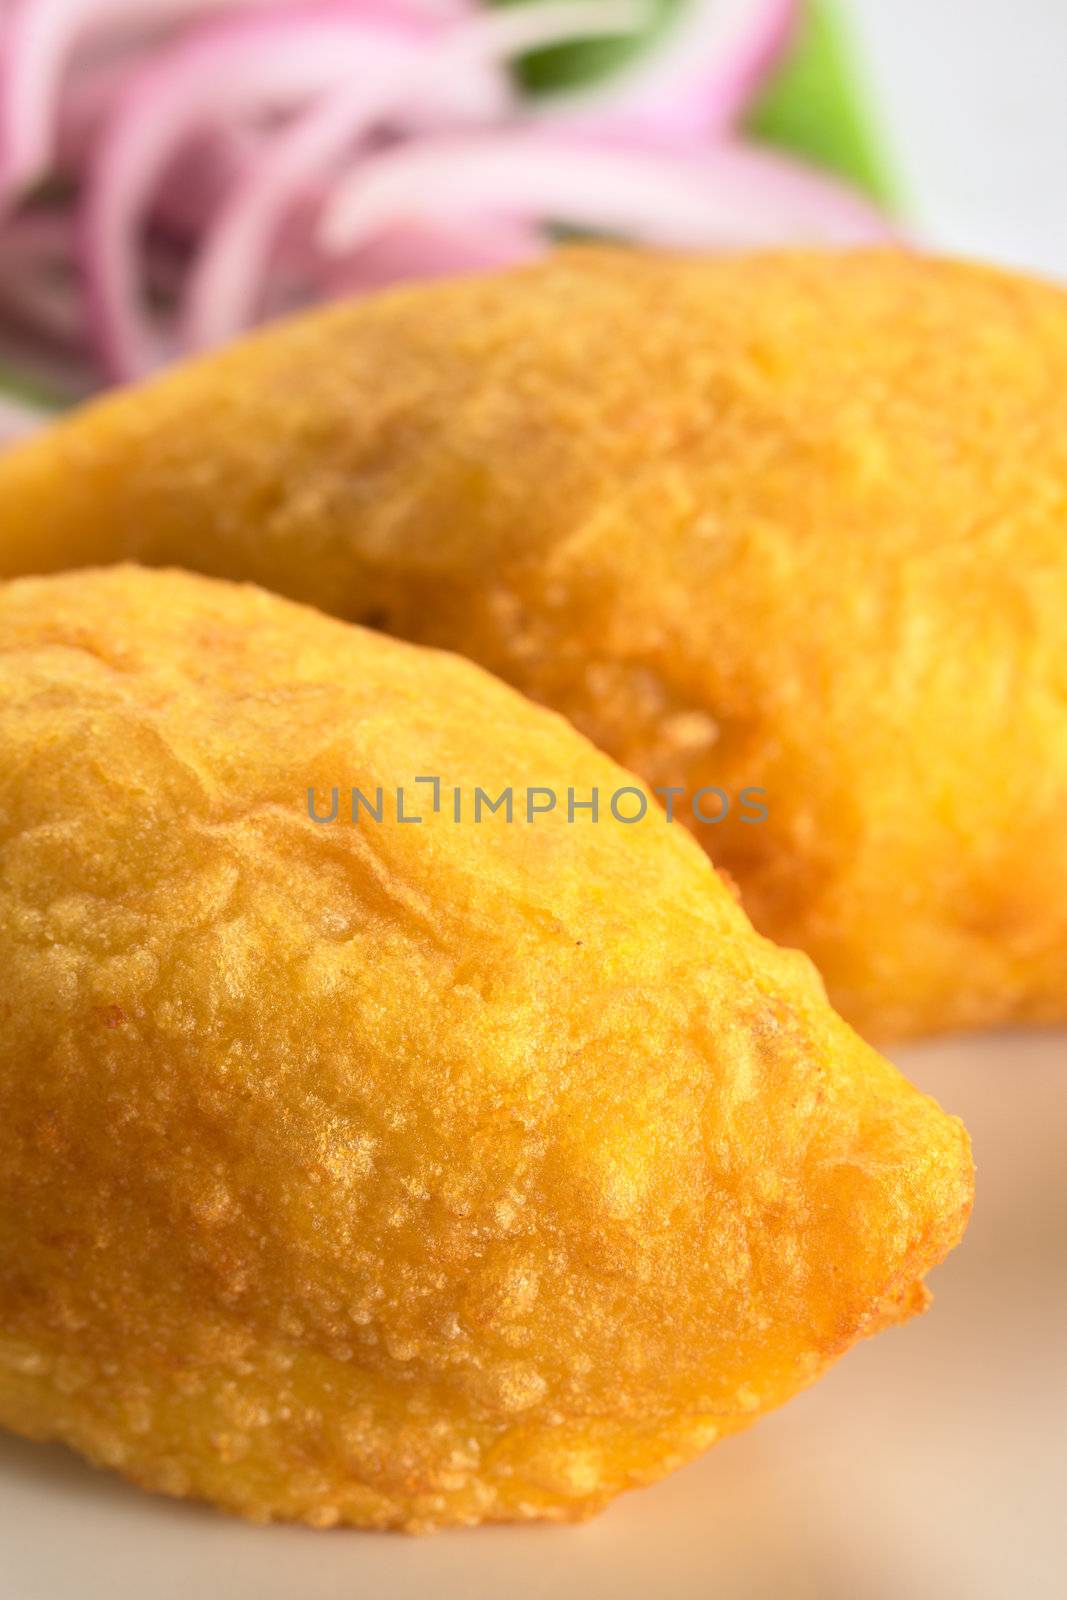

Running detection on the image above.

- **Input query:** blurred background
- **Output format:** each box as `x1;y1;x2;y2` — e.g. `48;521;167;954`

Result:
849;0;1067;277
0;5;1065;1598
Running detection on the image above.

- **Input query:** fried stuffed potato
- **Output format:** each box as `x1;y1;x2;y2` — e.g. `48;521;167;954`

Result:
0;566;971;1531
1;249;1064;1039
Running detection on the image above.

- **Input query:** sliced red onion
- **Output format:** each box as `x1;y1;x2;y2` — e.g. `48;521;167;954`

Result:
532;0;799;139
53;54;136;170
0;203;73;258
0;2;476;204
322;216;544;294
320;127;896;260
0;0;893;400
153;128;263;240
0;205;191;358
0;209;82;346
0;263;84;348
182;1;649;352
81;8;494;380
0;0;277;205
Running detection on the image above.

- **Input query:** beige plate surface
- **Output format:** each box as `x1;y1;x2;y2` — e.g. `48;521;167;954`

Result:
1;1030;1064;1600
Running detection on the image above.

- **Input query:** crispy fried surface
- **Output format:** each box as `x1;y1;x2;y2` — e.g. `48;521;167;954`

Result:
2;249;1065;1038
0;567;970;1530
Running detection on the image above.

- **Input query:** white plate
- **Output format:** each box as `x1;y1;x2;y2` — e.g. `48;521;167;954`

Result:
1;1030;1063;1600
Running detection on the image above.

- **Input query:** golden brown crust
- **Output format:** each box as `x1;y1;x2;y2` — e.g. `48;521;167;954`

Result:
0;567;971;1529
0;248;1064;1038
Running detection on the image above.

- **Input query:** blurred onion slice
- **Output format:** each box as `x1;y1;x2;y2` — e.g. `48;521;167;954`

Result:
320;127;894;257
182;0;650;352
0;0;275;203
0;0;892;397
534;0;800;137
82;7;493;379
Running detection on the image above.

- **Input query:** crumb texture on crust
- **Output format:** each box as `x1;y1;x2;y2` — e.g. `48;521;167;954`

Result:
0;567;972;1529
1;248;1065;1038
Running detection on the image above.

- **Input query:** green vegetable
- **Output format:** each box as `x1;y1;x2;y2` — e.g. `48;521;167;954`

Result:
492;0;892;203
492;0;684;94
747;2;892;201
